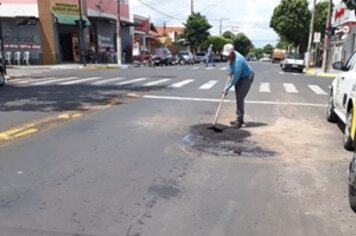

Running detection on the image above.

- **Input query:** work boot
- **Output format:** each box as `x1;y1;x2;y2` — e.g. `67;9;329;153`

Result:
230;120;245;127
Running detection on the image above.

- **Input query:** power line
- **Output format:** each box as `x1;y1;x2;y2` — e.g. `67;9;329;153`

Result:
137;0;182;22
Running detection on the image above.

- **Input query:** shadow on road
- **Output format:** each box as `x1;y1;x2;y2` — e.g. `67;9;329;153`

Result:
0;83;170;112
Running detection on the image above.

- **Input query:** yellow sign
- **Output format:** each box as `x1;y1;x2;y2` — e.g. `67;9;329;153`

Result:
52;2;79;15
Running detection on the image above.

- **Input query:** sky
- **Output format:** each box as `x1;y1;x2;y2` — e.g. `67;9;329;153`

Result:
130;0;341;48
130;0;281;48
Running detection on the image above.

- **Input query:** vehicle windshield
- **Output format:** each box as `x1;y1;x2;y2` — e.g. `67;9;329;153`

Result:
286;53;304;59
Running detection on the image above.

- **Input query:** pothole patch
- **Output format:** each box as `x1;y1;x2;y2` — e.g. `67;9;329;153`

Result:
182;124;276;158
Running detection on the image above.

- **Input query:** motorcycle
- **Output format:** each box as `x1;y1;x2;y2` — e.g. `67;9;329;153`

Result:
133;51;155;67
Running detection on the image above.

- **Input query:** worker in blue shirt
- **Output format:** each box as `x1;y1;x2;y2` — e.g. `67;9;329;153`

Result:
222;43;254;128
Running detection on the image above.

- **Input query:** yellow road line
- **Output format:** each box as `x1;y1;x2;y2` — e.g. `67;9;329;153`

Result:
12;128;38;138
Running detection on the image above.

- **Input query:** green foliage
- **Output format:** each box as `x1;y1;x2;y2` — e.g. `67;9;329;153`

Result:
183;12;212;52
270;0;310;53
232;33;254;56
201;36;232;52
222;31;235;39
263;44;274;54
314;1;329;41
249;48;264;59
343;0;356;10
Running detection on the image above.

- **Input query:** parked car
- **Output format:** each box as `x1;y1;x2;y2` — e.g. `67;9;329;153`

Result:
260;57;271;62
0;63;5;87
327;51;356;150
177;51;195;64
280;53;305;73
152;48;173;66
348;105;356;213
195;52;206;64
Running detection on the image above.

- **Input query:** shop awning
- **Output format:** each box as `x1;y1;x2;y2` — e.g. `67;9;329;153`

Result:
54;13;91;26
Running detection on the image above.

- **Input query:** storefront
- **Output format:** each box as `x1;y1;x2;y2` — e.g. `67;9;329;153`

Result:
330;2;356;65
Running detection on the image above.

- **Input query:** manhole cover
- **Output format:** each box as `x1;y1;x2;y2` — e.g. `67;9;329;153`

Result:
182;124;276;158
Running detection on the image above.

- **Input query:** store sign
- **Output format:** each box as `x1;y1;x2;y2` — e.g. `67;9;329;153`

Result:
52;3;79;15
314;32;321;43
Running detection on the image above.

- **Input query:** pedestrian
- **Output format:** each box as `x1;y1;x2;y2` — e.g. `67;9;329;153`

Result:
221;43;254;128
205;44;215;67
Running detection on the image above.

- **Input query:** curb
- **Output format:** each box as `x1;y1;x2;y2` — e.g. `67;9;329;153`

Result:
305;69;337;78
80;64;130;70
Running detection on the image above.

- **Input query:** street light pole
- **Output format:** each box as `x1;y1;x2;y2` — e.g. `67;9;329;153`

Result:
116;0;122;65
306;0;316;70
191;0;194;14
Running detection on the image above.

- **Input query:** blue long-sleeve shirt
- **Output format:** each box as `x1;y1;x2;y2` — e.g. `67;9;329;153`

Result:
224;51;254;92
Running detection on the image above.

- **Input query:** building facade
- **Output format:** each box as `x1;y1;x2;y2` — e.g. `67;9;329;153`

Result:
0;0;133;64
330;1;356;65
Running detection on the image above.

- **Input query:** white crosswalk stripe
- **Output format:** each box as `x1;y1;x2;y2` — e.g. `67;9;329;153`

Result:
219;67;228;71
283;83;299;93
91;77;125;85
308;85;327;95
170;79;194;88
199;80;218;90
11;77;55;85
59;77;101;85
143;78;171;86
116;78;147;85
31;77;79;85
191;67;200;70
259;82;271;93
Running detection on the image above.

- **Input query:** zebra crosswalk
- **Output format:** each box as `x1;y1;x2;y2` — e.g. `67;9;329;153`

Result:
6;76;330;96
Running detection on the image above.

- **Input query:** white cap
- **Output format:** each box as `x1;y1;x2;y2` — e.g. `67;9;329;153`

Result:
222;43;234;56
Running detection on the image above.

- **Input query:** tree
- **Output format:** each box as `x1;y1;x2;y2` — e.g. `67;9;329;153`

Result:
200;36;232;53
249;48;264;59
232;33;254;56
270;0;310;53
314;1;329;40
263;44;274;54
222;31;235;40
183;13;212;53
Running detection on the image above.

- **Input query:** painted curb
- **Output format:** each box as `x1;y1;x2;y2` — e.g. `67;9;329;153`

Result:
305;70;337;78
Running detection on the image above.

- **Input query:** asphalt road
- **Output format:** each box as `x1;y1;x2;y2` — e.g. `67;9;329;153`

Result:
0;62;354;236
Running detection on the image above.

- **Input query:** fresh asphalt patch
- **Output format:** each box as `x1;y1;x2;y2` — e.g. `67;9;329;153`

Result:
182;123;276;158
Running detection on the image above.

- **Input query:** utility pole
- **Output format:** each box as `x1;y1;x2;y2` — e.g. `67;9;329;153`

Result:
116;0;122;65
306;0;316;70
77;0;86;66
322;0;332;72
219;18;229;35
0;3;6;74
191;0;194;14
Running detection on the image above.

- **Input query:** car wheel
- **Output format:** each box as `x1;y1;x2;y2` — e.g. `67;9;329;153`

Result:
344;109;354;151
0;72;4;86
349;184;356;213
326;92;338;123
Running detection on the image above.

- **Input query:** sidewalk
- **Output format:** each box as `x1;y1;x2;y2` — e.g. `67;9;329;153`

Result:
305;67;339;78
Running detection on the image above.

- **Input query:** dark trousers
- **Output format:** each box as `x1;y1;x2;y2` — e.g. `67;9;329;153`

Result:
234;73;254;122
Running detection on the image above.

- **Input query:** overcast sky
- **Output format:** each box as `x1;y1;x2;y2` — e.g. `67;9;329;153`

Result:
131;0;341;48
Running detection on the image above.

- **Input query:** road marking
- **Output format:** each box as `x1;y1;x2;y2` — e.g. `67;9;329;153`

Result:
283;83;299;93
199;80;218;90
259;82;271;93
279;71;284;75
11;77;54;85
91;77;125;85
31;77;79;85
170;79;194;88
191;67;200;70
116;78;147;85
141;95;327;107
12;128;38;138
308;85;327;95
60;77;101;85
219;67;228;71
143;78;171;86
